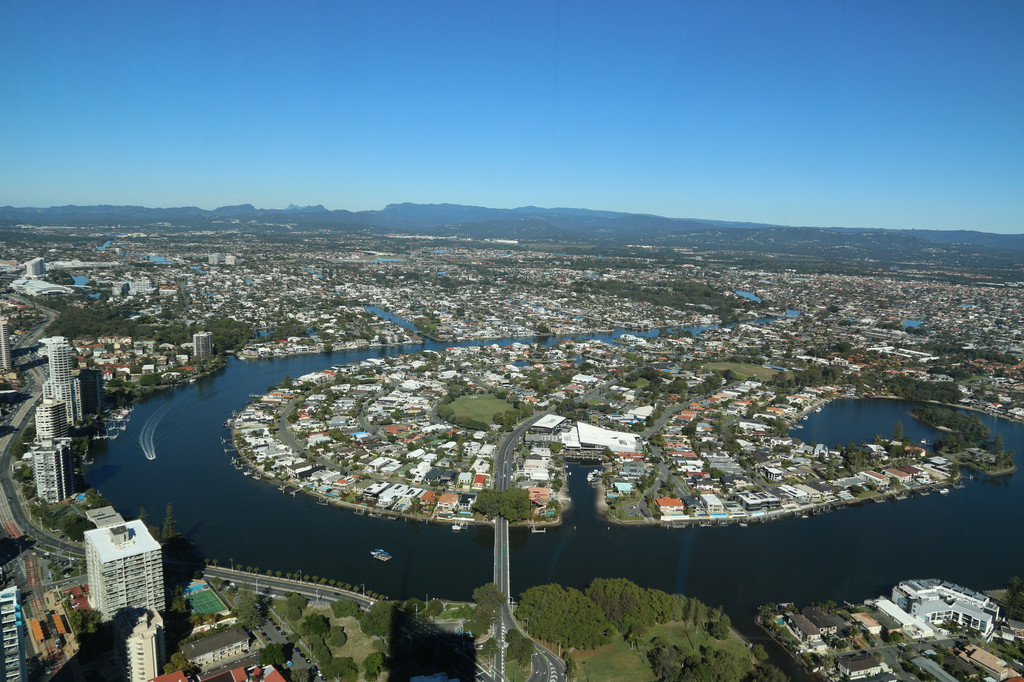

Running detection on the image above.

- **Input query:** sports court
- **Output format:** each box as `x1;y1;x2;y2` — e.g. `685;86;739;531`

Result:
185;584;228;615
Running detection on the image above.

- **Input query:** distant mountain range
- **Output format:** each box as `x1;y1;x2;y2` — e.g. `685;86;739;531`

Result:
2;201;1023;255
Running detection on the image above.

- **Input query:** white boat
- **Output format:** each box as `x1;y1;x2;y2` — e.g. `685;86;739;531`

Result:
938;488;949;494
452;521;466;531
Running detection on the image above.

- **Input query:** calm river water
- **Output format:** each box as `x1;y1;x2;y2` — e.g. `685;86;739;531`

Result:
84;340;1023;676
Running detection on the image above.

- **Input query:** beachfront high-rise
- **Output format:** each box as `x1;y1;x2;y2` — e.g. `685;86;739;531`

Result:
40;336;82;423
84;521;165;620
35;400;70;441
0;317;11;370
29;438;75;503
115;608;165;682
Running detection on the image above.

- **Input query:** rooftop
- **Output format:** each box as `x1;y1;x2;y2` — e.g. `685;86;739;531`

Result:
83;519;161;564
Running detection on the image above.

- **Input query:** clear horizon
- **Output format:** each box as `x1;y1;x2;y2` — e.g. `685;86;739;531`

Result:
2;1;1022;233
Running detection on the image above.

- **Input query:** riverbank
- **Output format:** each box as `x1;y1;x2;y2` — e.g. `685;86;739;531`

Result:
601;477;956;530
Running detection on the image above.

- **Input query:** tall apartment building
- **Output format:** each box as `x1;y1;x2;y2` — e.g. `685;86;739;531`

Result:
0;586;26;682
41;336;82;423
35;400;70;441
84;521;165;620
78;368;104;416
0;317;11;370
115;609;165;682
223;255;236;265
23;258;44;277
208;254;220;265
127;279;154;296
30;438;75;503
192;331;213;360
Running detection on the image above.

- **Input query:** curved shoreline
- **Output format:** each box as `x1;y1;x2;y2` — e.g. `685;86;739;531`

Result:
231;436;567;530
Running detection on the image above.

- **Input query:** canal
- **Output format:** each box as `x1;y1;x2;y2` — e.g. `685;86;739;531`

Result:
84;338;1023;675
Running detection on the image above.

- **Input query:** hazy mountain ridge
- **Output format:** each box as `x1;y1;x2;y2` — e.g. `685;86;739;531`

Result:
1;202;1021;253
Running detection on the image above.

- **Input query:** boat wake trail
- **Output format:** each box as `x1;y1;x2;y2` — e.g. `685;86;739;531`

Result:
138;401;174;460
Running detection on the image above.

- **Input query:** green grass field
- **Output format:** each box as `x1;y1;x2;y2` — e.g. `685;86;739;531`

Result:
187;589;227;615
448;394;513;423
573;621;752;682
704;362;780;380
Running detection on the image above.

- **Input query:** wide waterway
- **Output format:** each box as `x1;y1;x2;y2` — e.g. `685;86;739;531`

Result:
84;336;1023;677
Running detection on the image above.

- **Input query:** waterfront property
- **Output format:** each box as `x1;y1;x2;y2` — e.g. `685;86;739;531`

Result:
83;521;165;620
764;579;1021;681
892;579;1000;639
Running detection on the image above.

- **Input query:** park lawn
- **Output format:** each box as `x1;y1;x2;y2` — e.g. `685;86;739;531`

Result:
327;613;380;663
704;362;779;380
440;604;475;620
647;622;752;662
574;621;753;682
448;394;514;423
573;638;656;682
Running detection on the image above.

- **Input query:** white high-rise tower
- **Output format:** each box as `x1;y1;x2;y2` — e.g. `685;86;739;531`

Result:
40;336;81;423
84;521;165;620
0;317;11;370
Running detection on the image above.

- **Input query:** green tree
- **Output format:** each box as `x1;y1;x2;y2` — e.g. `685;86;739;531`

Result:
506;629;534;666
516;584;611;650
302;612;331;637
329;626;348;647
286;592;308;611
332;599;361;619
233;587;263;629
563;652;578;681
359;601;396;638
162;504;176;541
362;651;387;681
322;656;359;682
1005;576;1024;620
260;642;287;666
163;651;195;676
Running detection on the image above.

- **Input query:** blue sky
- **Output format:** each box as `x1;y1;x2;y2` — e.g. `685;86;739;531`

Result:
2;1;1022;232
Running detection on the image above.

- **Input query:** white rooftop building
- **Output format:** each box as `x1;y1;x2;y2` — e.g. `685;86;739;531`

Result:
84;520;165;619
892;579;1000;638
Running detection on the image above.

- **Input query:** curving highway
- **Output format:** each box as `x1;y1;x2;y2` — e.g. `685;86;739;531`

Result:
0;298;84;557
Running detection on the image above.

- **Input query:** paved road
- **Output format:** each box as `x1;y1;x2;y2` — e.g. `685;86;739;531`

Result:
492;413;565;682
0;298;84;557
204;565;377;610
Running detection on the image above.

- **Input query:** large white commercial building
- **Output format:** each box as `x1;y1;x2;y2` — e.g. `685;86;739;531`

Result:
0;586;26;682
84;521;165;620
561;422;644;454
41;336;81;422
115;608;165;682
30;438;75;503
892;579;1000;638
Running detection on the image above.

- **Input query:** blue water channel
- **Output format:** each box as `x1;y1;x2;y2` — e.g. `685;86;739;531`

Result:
83;327;1024;676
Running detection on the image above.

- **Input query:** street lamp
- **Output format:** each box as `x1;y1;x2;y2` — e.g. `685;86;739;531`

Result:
359;583;365;596
230;557;234;571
